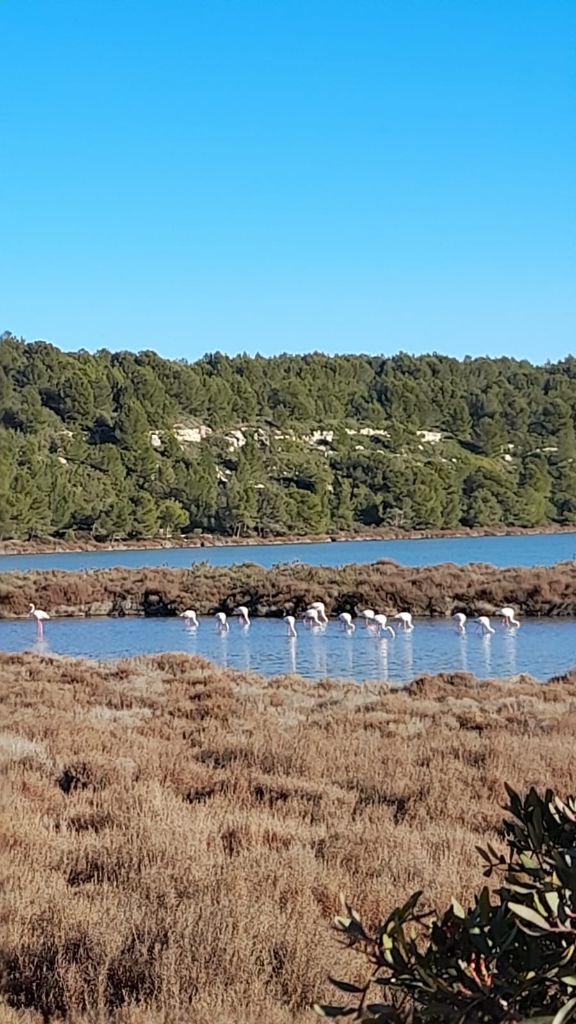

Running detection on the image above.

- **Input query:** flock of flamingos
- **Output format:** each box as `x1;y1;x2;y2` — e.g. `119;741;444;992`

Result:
179;603;521;637
27;600;521;639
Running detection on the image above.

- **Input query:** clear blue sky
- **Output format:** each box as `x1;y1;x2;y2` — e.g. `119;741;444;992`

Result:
1;0;574;362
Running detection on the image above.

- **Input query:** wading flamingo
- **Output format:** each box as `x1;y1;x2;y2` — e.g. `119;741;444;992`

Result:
303;607;323;628
284;615;297;637
393;611;414;632
215;611;229;632
309;601;328;624
236;606;250;627
180;609;198;628
373;614;395;638
29;603;49;636
499;606;520;628
358;609;376;628
338;612;355;632
476;616;495;635
453;612;467;633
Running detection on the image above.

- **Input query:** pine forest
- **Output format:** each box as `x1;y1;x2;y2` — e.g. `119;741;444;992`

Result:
1;332;576;541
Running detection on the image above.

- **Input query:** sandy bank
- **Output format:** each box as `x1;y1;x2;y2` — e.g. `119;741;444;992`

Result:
1;523;576;556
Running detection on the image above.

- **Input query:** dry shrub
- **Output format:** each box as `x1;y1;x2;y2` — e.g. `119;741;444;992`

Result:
1;560;576;620
1;652;576;1021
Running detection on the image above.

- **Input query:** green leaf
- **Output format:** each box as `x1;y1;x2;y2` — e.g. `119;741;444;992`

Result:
486;842;504;862
505;783;523;818
313;1005;357;1018
552;996;576;1024
328;978;366;994
451;898;466;919
545;891;561;916
478;886;491;925
509;902;552;930
476;846;493;864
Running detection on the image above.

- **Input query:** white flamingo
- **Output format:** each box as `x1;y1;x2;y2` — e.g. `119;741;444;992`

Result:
359;609;376;628
180;609;198;628
476;616;495;635
215;611;229;632
338;612;355;633
373;613;395;638
303;607;323;628
453;612;467;633
499;606;520;628
236;605;250;627
393;611;414;632
284;615;297;637
29;603;49;636
309;601;328;623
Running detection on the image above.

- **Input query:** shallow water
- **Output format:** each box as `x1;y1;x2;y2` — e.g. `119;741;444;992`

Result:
0;533;574;574
1;616;574;685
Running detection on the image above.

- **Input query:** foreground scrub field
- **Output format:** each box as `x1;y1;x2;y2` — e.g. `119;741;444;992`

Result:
1;653;576;1023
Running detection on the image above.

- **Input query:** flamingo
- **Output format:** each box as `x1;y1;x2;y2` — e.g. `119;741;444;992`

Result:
393;612;414;632
215;611;229;632
338;612;355;632
284;615;297;637
236;605;250;627
476;616;495;635
358;609;376;628
499;606;520;628
29;603;49;636
373;613;395;638
303;608;323;628
180;609;198;628
309;601;328;624
453;612;467;633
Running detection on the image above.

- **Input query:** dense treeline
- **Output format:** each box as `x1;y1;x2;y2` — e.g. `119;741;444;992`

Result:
1;332;576;540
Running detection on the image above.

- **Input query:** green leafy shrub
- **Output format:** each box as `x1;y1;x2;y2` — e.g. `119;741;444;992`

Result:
315;785;576;1024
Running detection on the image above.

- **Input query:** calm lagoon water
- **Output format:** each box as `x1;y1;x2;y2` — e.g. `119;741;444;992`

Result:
0;533;574;574
1;616;574;685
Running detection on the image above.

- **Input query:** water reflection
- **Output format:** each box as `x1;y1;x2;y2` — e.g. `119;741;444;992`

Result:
397;632;413;683
340;632;355;679
310;631;328;679
237;630;252;673
501;630;518;677
457;632;468;673
477;634;493;677
0;616;574;685
376;638;389;682
32;636;51;655
287;637;297;674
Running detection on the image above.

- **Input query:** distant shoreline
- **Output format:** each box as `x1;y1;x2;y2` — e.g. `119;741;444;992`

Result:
1;523;576;557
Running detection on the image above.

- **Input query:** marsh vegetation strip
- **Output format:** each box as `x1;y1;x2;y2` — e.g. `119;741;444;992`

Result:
1;615;576;683
2;652;576;1023
2;560;576;622
1;531;576;572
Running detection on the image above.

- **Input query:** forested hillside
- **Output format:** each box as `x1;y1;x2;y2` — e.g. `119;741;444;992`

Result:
1;332;575;541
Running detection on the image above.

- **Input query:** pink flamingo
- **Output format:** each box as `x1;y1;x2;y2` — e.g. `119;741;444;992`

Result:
373;614;395;638
393;611;414;632
338;612;355;633
29;603;50;637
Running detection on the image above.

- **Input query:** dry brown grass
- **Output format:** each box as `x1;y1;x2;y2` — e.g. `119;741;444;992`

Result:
1;652;576;1022
2;559;576;620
